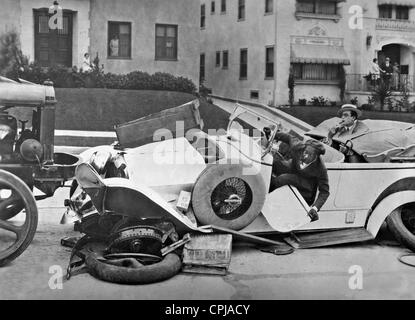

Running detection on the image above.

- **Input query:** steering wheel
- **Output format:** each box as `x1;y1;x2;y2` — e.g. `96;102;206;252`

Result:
339;139;353;155
261;124;281;159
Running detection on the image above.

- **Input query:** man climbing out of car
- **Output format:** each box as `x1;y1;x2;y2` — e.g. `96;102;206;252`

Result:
269;131;329;222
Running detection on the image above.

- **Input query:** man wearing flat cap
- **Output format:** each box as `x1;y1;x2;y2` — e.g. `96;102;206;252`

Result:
325;104;369;146
270;132;330;222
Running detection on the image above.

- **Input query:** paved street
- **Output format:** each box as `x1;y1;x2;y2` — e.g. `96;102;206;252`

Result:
0;187;414;300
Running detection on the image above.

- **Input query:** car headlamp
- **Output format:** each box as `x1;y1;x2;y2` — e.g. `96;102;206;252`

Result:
89;150;112;174
0;124;13;140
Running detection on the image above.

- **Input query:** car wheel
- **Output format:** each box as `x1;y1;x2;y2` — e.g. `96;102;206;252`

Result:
191;164;266;230
0;170;38;266
387;202;415;252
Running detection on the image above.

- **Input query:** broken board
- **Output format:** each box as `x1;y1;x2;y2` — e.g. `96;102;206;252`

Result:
284;228;374;249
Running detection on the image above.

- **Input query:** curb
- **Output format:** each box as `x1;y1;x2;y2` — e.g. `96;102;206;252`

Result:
54;130;117;147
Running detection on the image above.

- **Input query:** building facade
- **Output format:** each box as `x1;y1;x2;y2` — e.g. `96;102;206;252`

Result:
0;0;200;86
200;0;415;106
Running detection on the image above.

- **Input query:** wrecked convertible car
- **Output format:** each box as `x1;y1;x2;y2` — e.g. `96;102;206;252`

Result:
64;101;415;279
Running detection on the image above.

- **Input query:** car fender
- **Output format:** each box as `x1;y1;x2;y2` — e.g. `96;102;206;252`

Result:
78;145;116;163
366;190;415;237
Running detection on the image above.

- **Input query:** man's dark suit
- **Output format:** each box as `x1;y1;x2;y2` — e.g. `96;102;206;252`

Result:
270;132;330;211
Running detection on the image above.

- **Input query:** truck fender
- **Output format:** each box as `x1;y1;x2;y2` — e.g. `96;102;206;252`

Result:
366;190;415;238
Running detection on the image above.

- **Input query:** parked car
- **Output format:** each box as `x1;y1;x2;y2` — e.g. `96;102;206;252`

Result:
65;103;415;252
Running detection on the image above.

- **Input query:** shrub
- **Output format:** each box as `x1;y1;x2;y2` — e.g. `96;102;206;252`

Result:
298;99;307;106
310;96;328;107
361;103;374;111
330;101;337;107
371;82;392;111
350;96;358;105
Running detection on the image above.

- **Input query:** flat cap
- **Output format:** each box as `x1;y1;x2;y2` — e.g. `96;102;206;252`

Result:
304;139;326;156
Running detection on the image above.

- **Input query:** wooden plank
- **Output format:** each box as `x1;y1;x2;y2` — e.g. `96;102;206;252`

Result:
210;225;289;247
284;228;374;249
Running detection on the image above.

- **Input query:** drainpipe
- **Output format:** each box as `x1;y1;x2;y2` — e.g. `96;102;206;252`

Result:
273;0;278;107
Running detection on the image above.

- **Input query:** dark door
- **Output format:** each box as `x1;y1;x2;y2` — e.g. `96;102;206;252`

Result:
34;9;73;67
379;44;400;66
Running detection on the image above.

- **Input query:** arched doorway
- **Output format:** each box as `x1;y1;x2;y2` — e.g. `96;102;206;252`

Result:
377;43;415;91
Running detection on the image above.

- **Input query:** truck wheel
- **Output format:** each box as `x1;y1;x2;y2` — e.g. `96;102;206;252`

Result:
0;189;24;221
192;164;266;230
0;170;38;266
387;203;415;252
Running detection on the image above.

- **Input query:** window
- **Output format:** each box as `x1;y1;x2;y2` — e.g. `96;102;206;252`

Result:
240;49;248;79
155;24;178;60
216;51;221;67
222;50;229;69
108;22;131;59
250;90;259;99
296;0;337;15
200;54;205;83
378;5;392;19
265;47;274;78
396;6;409;20
201;4;206;28
221;0;227;13
265;0;273;14
211;1;215;14
292;63;341;81
238;0;245;20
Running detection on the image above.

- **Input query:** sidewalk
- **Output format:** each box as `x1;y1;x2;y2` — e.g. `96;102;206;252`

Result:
54;129;116;147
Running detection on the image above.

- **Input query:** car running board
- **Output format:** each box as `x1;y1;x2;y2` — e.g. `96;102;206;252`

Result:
284;228;374;249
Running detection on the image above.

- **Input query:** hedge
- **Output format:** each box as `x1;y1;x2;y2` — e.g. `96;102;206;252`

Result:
7;63;197;94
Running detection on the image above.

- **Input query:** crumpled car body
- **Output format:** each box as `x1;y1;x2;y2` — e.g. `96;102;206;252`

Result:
67;103;415;251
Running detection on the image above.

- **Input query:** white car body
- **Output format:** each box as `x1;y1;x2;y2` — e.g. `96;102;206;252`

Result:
72;104;415;248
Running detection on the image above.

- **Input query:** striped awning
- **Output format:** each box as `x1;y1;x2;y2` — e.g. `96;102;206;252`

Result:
378;0;415;7
291;44;351;65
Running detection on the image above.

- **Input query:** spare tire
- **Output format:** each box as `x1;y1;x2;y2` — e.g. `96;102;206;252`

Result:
191;164;266;230
387;203;415;252
85;252;182;285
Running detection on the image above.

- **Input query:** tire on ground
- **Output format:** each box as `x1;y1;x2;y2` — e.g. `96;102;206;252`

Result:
191;164;266;230
387;204;415;252
85;253;182;284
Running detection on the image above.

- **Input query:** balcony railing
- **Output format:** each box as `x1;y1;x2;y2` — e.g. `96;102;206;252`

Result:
376;18;415;32
346;74;415;92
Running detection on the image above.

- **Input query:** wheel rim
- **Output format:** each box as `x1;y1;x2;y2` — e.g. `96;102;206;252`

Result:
0;175;37;264
211;177;253;220
0;186;24;221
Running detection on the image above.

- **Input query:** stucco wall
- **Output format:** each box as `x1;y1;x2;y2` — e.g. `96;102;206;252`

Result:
0;0;21;35
89;0;199;86
201;0;415;106
200;0;276;105
19;0;90;67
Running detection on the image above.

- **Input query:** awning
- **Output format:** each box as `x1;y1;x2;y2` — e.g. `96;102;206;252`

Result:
378;0;415;7
291;44;351;65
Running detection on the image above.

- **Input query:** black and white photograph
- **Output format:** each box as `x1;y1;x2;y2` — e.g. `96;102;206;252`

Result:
0;0;415;306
